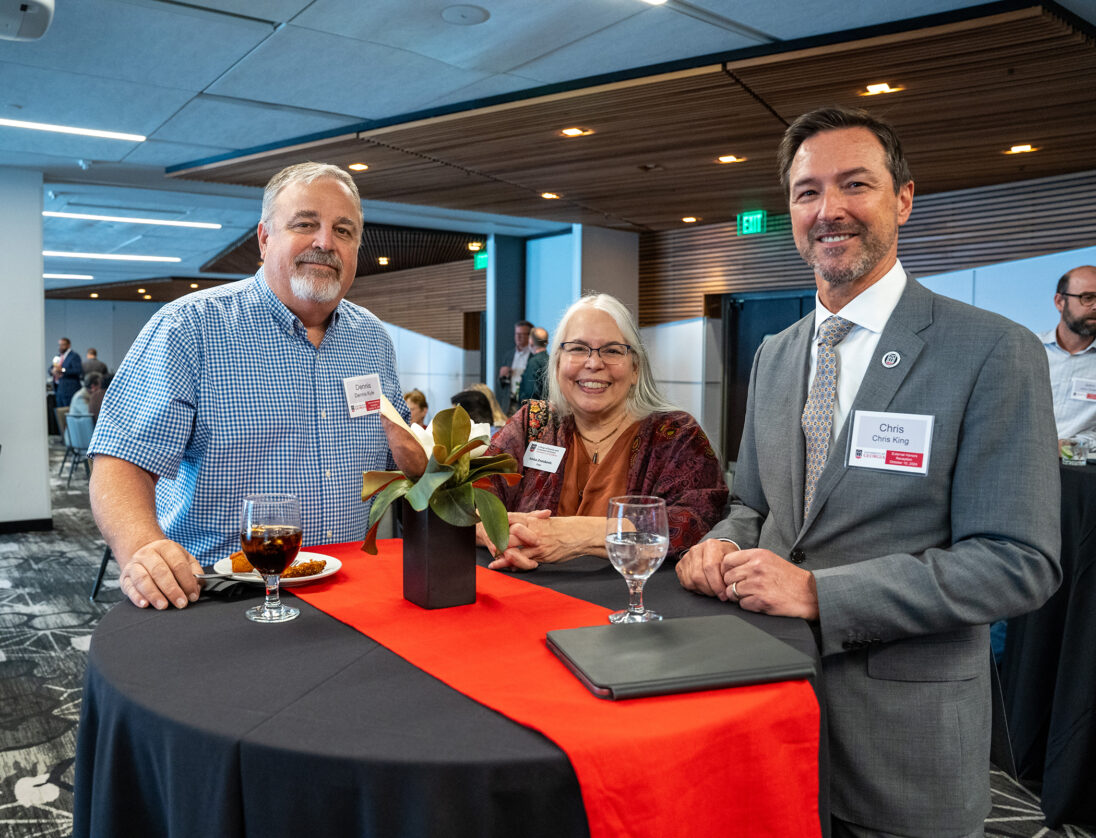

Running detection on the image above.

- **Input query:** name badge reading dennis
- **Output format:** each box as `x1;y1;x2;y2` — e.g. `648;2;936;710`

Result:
343;373;382;418
523;441;566;473
847;410;934;475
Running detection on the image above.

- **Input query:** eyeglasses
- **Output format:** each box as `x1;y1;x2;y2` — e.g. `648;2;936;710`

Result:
559;341;633;365
1060;292;1096;307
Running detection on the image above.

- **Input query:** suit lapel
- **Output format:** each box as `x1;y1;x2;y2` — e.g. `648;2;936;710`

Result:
799;277;933;534
779;316;814;534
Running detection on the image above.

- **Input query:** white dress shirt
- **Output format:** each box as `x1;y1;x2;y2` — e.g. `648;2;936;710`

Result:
1038;326;1096;442
807;260;908;448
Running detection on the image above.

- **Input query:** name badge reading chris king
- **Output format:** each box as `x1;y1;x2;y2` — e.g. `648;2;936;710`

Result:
847;410;934;475
343;373;382;418
523;441;566;473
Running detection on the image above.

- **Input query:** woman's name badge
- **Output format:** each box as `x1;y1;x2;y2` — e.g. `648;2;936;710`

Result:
343;373;382;418
523;441;566;473
846;410;934;475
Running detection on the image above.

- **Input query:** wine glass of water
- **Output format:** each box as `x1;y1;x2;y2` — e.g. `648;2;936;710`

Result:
605;495;669;623
240;494;302;623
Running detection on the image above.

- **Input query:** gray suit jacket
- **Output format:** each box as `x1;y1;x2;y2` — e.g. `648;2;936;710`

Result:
707;278;1061;835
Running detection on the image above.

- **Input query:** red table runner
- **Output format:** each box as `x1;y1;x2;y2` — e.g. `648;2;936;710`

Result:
294;541;821;838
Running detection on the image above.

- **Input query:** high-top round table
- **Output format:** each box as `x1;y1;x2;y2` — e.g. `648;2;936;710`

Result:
73;547;825;838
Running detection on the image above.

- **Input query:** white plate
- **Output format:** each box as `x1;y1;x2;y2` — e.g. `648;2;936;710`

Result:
211;551;341;587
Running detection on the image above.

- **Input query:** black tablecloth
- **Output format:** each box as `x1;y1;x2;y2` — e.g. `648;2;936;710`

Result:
73;551;825;838
1001;464;1096;828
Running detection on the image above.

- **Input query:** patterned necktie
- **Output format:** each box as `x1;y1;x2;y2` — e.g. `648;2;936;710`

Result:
802;315;855;517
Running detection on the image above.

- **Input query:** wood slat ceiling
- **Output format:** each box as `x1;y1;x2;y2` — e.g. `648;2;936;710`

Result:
171;5;1096;234
201;222;486;277
45;277;231;303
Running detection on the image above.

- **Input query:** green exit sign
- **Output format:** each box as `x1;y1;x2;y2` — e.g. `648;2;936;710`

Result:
473;251;488;270
736;210;767;236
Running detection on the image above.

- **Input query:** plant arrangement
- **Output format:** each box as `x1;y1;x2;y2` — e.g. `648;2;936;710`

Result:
361;397;520;554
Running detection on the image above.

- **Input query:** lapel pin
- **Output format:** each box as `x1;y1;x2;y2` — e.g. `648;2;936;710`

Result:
881;351;901;369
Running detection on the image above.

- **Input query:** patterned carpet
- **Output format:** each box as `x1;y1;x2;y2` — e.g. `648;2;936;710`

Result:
0;443;1092;837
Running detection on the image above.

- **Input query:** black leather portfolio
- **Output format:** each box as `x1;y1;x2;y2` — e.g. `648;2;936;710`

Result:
546;614;816;700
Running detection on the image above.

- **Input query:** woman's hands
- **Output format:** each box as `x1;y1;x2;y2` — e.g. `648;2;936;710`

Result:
479;510;607;570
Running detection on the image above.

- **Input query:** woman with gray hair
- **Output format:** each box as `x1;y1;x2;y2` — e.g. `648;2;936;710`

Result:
481;293;727;569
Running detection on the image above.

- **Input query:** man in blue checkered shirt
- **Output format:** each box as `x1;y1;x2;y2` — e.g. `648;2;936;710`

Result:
89;162;407;611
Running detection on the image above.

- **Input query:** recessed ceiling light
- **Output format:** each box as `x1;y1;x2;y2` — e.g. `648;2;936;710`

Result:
0;117;145;142
89;293;99;299
43;251;181;263
1005;144;1037;154
143;294;152;300
560;127;594;137
44;273;94;280
190;283;200;288
137;288;146;294
682;216;699;223
541;192;561;200
43;211;221;229
717;155;746;164
378;257;389;266
441;4;490;25
640;0;668;4
348;163;369;171
467;241;484;251
861;82;904;96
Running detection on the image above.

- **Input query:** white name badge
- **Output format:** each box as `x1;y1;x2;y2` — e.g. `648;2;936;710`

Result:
342;373;382;418
847;410;934;475
522;441;566;473
1070;377;1096;402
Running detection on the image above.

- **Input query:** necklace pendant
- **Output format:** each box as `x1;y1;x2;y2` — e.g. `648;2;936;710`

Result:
591;451;599;464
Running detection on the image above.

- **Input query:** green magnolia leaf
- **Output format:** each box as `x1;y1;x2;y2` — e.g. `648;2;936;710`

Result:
474;487;511;557
472;473;521;488
442;436;489;466
362;477;412;553
362;470;406;502
405;460;455;510
431;405;472;456
466;453;521;484
368;477;412;529
430;483;479;527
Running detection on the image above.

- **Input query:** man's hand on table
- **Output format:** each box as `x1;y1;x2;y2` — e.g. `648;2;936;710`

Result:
721;549;819;620
677;539;738;598
119;538;203;610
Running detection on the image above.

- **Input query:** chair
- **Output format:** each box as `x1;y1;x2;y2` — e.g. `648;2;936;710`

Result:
55;406;72;475
90;545;113;601
64;413;95;486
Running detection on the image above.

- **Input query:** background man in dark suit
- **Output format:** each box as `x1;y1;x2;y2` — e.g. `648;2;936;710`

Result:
50;337;82;407
677;106;1060;837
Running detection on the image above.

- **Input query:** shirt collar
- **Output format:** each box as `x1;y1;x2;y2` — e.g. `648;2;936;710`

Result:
254;267;342;339
1040;325;1096;355
813;259;907;337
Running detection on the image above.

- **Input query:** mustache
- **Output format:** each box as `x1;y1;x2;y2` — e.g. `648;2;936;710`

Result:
809;221;863;241
294;249;342;271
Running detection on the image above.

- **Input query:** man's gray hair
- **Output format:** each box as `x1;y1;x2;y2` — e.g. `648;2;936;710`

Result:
546;293;676;420
260;162;363;228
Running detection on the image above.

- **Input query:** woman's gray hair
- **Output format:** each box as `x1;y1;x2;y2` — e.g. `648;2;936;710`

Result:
546;293;677;420
260;162;363;229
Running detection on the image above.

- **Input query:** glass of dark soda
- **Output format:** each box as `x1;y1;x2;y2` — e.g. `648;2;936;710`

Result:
240;494;303;623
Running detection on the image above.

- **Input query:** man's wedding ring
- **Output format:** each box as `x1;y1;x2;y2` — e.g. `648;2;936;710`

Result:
731;580;740;600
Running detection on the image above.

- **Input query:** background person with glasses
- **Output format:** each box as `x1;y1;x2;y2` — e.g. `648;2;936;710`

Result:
480;293;727;570
1041;265;1096;447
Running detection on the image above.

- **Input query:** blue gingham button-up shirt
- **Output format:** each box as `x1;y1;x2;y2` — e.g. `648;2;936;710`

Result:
89;271;407;565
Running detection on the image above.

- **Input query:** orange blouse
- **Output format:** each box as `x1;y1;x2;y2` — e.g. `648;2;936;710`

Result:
557;422;641;517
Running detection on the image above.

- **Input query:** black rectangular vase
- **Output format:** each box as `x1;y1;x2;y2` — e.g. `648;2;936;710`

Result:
401;500;476;609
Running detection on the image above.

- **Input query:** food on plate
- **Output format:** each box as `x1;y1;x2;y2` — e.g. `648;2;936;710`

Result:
226;551;327;578
282;559;327;578
229;551;253;573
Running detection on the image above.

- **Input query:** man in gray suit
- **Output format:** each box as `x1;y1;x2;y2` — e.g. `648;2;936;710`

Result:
677;106;1060;837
